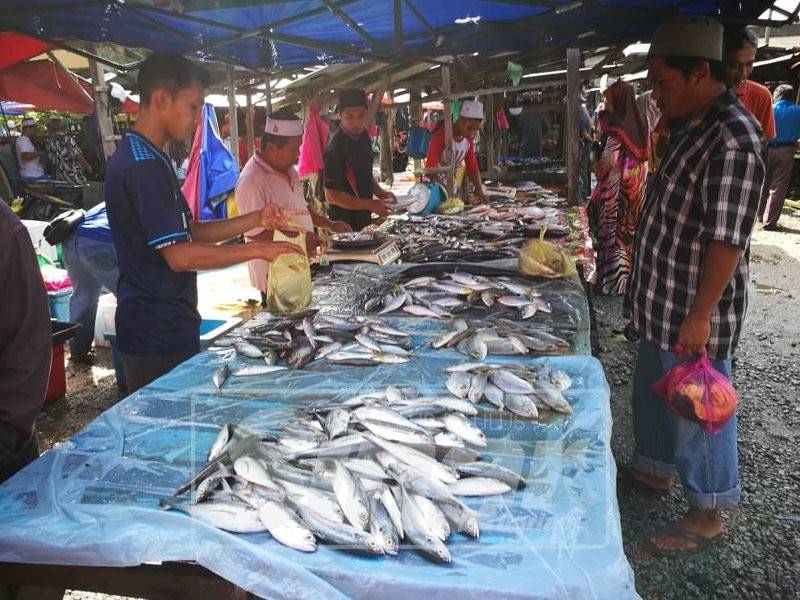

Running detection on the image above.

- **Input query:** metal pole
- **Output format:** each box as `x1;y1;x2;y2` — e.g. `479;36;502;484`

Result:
226;67;239;165
566;48;580;205
245;92;255;161
88;58;116;159
442;65;455;197
265;76;273;114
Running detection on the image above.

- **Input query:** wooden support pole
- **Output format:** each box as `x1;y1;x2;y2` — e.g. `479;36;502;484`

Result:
88;58;116;159
226;67;239;165
487;93;495;179
245;92;255;161
368;77;388;130
381;91;395;186
410;88;423;172
566;48;580;206
442;65;455;197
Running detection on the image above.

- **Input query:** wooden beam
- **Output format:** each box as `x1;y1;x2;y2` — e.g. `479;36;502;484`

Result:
565;48;580;206
88;56;117;159
487;93;496;177
410;87;423;172
226;67;240;165
442;65;455;197
368;77;389;130
245;92;255;160
394;0;403;53
380;91;395;186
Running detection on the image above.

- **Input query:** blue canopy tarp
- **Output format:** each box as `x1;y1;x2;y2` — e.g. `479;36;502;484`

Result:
0;1;778;71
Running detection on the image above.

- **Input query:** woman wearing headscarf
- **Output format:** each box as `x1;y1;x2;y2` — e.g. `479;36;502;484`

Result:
589;80;649;295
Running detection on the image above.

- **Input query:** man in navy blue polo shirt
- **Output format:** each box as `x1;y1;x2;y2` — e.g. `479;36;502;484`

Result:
106;53;301;392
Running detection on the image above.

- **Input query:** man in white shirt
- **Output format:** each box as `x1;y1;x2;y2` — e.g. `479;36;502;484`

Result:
15;118;47;180
236;109;350;302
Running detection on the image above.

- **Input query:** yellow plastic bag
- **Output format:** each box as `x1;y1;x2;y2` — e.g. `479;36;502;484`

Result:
266;231;312;315
518;229;577;279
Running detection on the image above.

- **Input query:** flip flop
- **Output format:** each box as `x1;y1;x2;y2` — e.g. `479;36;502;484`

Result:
616;464;671;496
647;524;723;556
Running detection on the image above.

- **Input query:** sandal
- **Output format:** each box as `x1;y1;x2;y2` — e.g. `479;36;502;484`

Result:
647;524;723;556
616;464;671;496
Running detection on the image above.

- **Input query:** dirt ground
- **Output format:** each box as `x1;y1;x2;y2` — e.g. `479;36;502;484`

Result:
35;207;800;600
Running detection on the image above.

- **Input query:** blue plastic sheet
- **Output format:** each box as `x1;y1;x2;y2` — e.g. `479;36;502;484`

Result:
0;326;637;598
2;1;768;70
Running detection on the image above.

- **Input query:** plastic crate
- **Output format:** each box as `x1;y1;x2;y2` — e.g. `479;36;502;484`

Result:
48;288;73;322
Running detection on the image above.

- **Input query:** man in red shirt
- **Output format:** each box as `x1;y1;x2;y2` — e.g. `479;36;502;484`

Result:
425;100;488;204
724;27;775;141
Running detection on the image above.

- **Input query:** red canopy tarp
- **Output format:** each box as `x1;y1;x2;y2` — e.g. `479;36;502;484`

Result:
0;33;50;70
0;59;93;113
120;96;139;114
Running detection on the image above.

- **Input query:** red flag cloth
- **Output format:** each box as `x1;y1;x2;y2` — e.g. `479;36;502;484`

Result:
0;59;93;113
0;34;49;69
183;116;203;220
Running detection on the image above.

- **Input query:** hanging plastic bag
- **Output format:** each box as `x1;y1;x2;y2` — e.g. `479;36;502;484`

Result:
265;231;312;315
518;229;577;278
651;349;737;433
406;126;432;158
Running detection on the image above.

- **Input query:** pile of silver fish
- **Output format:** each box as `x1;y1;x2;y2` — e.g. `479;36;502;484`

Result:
384;194;570;263
444;363;573;419
365;271;556;321
211;312;412;388
163;382;537;563
433;318;570;358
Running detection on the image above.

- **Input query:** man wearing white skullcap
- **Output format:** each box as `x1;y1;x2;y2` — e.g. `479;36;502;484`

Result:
623;15;765;555
425;99;488;204
236;109;350;299
15;117;47;180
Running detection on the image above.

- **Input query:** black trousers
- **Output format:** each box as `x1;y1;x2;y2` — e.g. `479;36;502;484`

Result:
122;350;198;393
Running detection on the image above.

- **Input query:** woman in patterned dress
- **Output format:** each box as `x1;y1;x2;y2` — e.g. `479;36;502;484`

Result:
589;80;649;295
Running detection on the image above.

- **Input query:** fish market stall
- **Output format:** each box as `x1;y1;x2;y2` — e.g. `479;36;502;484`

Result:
0;346;635;599
0;261;635;598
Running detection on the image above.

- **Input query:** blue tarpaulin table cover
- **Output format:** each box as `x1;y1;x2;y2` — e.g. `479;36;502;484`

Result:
0;337;637;598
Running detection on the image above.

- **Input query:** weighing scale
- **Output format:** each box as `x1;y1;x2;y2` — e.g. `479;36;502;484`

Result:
319;239;401;265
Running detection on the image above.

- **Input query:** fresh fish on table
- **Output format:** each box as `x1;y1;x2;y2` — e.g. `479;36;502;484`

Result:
232;365;288;377
451;462;525;489
160;499;266;533
399;487;451;564
448;476;512;497
331;460;370;530
233;340;263;359
212;363;229;390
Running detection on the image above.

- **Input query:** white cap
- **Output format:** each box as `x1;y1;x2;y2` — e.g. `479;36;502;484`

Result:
264;116;303;137
21;118;36;128
461;100;484;120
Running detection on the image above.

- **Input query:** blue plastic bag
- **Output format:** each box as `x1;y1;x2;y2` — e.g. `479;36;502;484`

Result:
406;126;432;158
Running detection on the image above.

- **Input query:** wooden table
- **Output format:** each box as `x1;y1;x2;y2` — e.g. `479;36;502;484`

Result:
0;561;256;600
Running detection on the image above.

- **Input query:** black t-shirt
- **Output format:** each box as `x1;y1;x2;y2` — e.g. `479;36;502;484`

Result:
323;127;375;231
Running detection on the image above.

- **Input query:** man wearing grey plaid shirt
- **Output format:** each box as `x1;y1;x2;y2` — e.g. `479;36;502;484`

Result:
622;16;765;554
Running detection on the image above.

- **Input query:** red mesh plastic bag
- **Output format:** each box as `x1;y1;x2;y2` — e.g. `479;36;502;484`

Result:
651;349;737;434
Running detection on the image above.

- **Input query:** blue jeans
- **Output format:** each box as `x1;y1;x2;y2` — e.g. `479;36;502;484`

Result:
61;234;119;354
631;340;741;510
